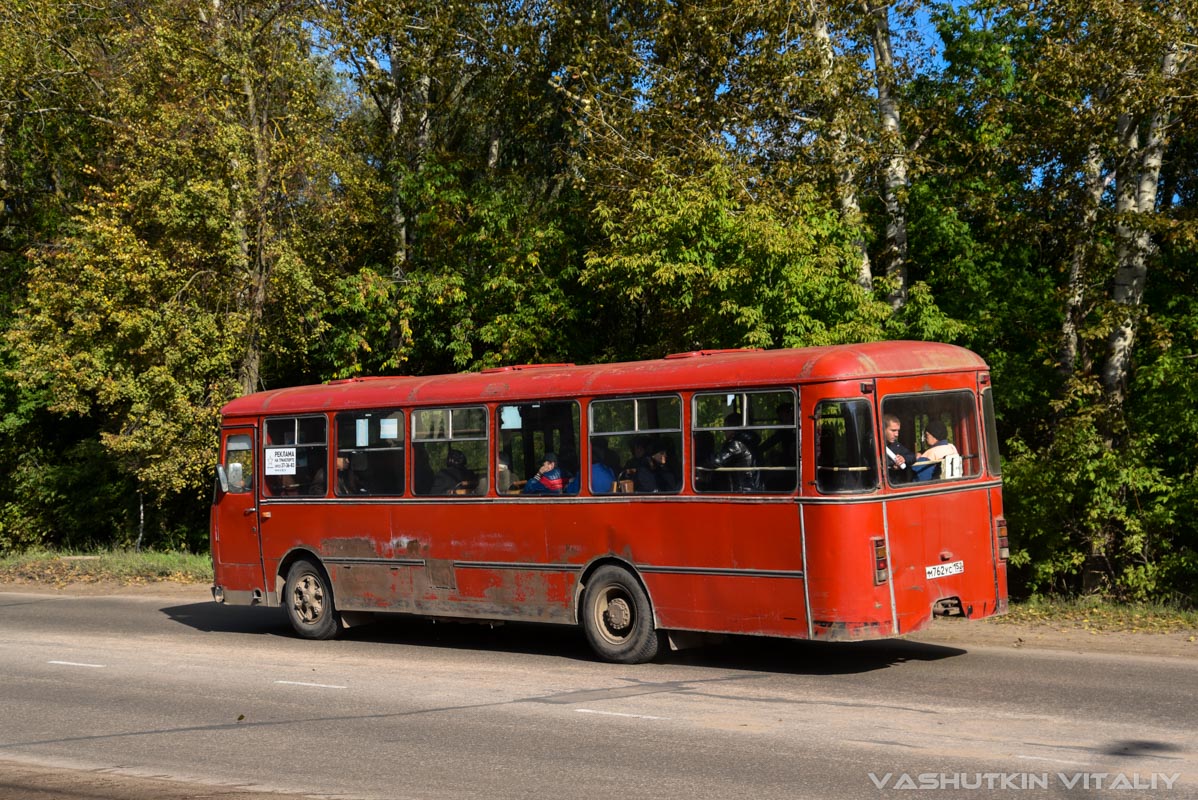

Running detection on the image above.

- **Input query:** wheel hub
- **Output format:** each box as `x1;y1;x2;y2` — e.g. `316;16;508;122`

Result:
604;597;632;632
295;576;324;622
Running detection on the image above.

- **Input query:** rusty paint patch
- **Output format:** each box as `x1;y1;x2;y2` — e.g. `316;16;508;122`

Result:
321;537;376;558
425;558;457;591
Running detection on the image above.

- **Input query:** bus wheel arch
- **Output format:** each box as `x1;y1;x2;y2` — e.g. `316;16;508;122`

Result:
281;554;341;640
578;560;662;664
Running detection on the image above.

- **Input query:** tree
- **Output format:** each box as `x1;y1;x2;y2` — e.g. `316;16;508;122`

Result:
7;0;352;546
928;0;1198;600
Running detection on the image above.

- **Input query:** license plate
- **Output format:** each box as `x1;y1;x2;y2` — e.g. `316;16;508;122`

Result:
926;560;964;580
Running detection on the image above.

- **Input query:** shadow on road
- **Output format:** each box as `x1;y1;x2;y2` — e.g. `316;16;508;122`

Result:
160;600;289;636
160;600;965;674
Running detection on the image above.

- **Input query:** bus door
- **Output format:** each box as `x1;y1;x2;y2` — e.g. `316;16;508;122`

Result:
212;426;267;596
874;378;1000;628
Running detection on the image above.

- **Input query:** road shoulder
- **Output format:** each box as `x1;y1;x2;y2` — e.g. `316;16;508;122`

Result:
2;579;1195;659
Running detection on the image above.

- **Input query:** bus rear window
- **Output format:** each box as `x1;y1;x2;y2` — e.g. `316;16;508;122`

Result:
882;390;981;485
814;400;877;494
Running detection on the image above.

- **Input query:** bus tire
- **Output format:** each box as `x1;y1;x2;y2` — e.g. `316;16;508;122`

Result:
283;558;341;640
582;565;661;663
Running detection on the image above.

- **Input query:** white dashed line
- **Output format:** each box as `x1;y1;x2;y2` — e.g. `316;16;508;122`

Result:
48;660;105;668
274;680;347;689
576;708;665;720
1017;755;1091;766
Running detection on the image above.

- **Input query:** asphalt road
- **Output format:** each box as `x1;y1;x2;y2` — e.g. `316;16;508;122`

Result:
0;587;1195;799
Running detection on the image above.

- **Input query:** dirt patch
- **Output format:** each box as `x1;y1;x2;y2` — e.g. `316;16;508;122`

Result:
908;614;1198;659
0;759;317;800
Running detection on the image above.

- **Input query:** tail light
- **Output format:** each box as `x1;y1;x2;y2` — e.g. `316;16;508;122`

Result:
872;537;889;584
995;518;1009;561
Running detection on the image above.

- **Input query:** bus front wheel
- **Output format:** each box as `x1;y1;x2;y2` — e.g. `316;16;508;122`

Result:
582;565;661;663
283;559;341;640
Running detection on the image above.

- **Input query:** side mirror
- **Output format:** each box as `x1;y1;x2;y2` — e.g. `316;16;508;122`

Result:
216;465;230;494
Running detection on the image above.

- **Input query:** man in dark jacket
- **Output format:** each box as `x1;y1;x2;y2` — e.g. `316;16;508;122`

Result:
883;413;917;483
430;449;479;494
708;414;759;492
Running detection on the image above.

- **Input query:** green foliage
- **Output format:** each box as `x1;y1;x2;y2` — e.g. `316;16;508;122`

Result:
583;155;888;357
0;0;1195;610
0;439;135;554
1004;367;1198;605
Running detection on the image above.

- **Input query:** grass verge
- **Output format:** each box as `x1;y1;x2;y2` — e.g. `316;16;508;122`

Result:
0;548;212;587
991;596;1198;635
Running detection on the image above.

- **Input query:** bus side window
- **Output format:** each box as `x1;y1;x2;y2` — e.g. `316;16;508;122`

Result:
499;400;581;495
693;390;795;494
814;400;878;494
334;410;405;496
263;416;328;497
412;406;488;497
590;396;681;495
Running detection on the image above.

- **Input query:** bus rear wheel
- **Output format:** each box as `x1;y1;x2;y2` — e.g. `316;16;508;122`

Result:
284;558;341;640
582;565;661;663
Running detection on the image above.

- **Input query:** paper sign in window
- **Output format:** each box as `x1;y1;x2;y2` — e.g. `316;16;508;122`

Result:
265;448;297;475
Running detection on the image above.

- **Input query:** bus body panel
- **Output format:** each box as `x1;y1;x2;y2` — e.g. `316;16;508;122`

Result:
211;426;266;602
883;485;1002;633
797;499;893;640
257;497;809;635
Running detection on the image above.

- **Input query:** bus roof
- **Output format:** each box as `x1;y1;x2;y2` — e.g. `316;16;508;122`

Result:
221;341;987;417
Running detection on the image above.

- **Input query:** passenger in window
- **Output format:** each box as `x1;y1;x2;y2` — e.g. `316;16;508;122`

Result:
430;449;479;495
761;403;797;490
588;444;617;493
306;463;327;496
336;456;367;495
637;440;677;493
919;420;959;461
706;414;759;492
883;414;916;483
911;420;959;480
523;452;564;495
620;436;652;486
761;404;796;454
559;448;581;494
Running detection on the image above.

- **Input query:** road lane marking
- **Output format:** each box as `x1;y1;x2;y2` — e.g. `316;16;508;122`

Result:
274;680;347;689
576;708;665;720
48;660;105;668
1017;755;1091;766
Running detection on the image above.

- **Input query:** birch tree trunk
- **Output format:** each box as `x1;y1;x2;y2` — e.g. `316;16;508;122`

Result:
1100;43;1179;408
811;2;872;291
869;2;909;309
1059;143;1106;378
387;36;408;281
209;1;263;396
238;63;273;396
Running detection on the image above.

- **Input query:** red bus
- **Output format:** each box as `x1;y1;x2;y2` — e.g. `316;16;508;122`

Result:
211;341;1007;663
